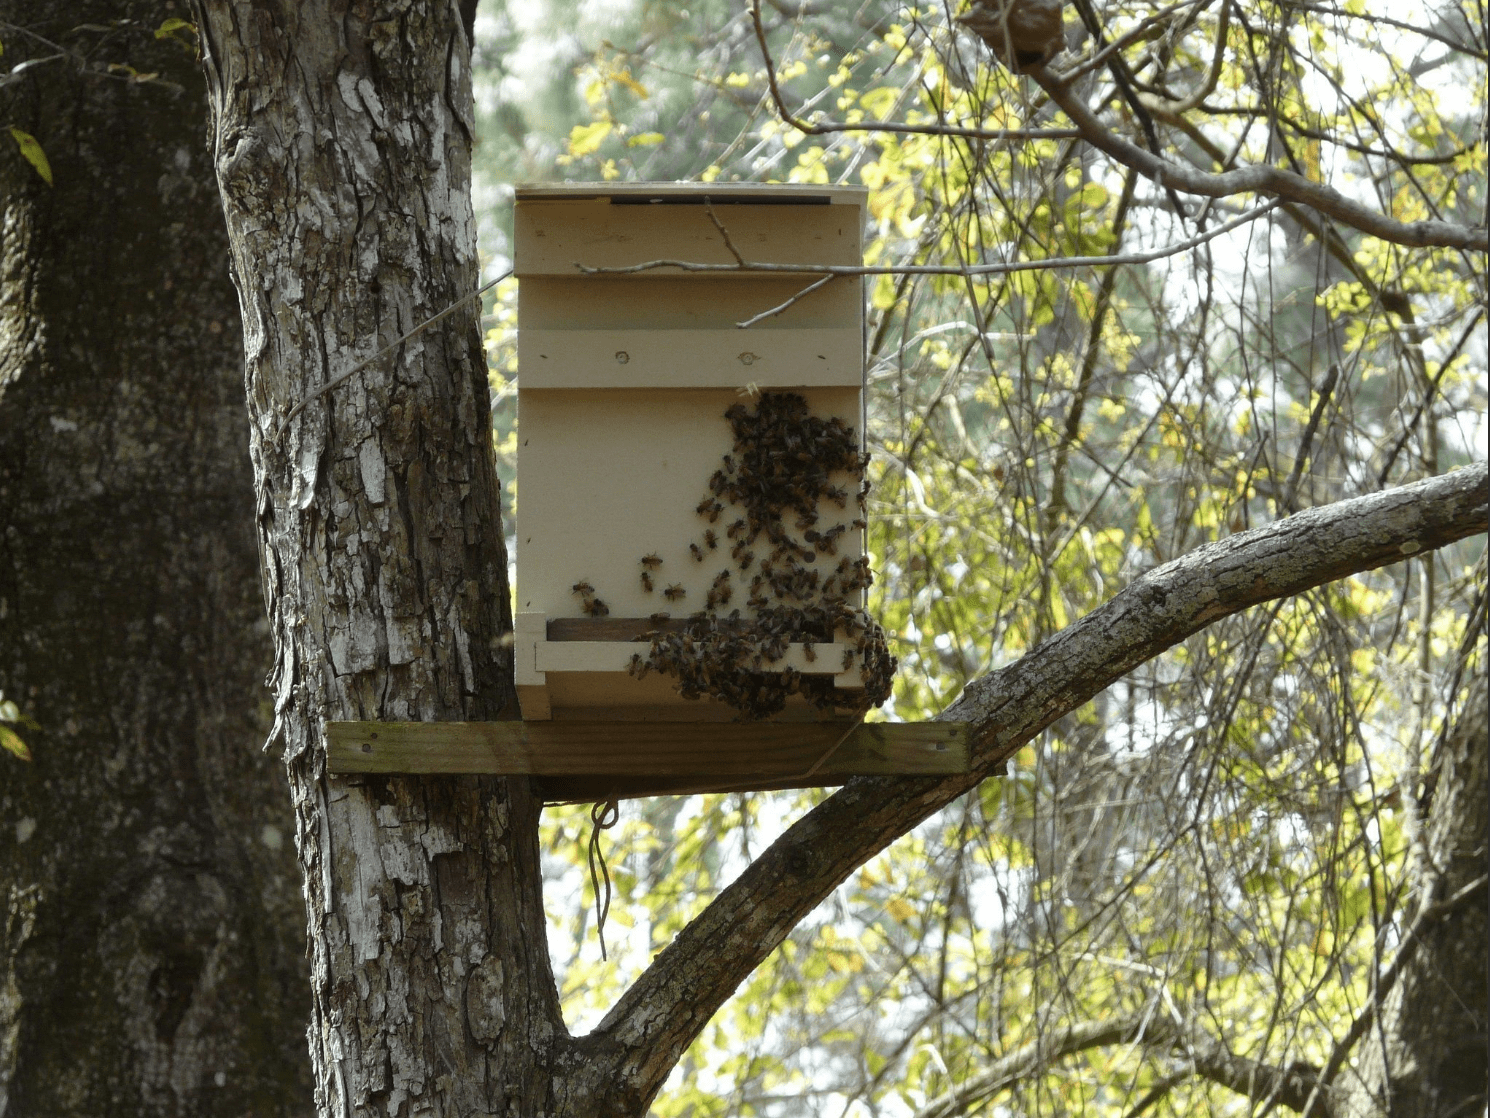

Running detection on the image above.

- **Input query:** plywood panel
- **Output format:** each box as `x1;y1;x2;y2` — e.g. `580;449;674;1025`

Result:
519;275;863;331
515;197;864;275
515;387;864;621
519;328;861;390
535;639;847;674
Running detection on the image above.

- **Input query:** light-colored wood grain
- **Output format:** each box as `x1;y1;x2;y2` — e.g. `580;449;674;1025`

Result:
515;388;863;620
519;276;862;332
325;720;969;778
514;189;865;275
535;639;848;675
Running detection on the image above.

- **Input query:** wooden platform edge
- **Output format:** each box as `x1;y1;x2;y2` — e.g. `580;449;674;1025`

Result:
324;720;970;780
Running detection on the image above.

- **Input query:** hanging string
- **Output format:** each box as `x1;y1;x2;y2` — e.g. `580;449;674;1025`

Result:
586;798;620;960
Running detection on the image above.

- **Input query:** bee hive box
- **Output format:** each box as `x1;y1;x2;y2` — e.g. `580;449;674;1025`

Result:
512;183;888;723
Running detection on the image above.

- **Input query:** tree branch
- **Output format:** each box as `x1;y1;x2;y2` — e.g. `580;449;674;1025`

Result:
1181;1028;1325;1113
1024;65;1489;251
592;462;1488;1108
573;199;1282;284
750;0;1079;144
910;1016;1151;1118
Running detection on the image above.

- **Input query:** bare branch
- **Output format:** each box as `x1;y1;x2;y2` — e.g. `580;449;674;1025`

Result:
911;1016;1151;1118
1181;1028;1325;1113
1025;64;1489;251
750;0;1079;144
1136;0;1230;115
1305;870;1490;1111
736;273;837;328
592;463;1489;1106
1283;3;1486;60
574;200;1282;285
702;197;746;265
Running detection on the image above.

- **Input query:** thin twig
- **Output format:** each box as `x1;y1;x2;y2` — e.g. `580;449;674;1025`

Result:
1280;363;1340;513
275;270;510;439
703;197;747;265
1377;306;1484;486
1025;62;1489;251
749;0;1078;143
736;274;837;328
575;200;1281;283
1054;0;1211;84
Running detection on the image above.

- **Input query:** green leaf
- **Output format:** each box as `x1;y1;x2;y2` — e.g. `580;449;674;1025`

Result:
626;131;665;148
8;128;52;186
0;724;31;762
154;17;198;51
566;120;613;158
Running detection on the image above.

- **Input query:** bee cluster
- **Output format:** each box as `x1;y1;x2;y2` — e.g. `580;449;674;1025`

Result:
626;392;895;721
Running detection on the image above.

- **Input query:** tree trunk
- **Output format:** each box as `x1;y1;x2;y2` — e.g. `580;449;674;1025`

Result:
186;4;580;1114
0;3;311;1114
1340;656;1488;1118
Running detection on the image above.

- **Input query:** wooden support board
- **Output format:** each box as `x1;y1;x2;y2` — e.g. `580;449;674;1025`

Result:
325;720;970;797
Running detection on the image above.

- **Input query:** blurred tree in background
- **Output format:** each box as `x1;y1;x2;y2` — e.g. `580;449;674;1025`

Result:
475;1;1487;1114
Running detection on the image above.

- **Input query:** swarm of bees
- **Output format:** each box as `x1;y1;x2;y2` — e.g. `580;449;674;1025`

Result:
626;392;896;720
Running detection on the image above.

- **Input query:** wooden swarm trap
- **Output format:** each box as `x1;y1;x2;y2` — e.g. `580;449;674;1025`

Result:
328;183;969;797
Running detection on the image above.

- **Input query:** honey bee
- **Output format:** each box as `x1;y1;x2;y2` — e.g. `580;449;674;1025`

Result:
640;553;663;569
640;571;654;592
663;584;686;602
628;653;651;679
842;648;856;670
571;581;595;598
703;529;718;550
816;525;846;554
803;642;816;662
706;571;733;609
690;543;705;562
582;597;610;618
737;552;754;571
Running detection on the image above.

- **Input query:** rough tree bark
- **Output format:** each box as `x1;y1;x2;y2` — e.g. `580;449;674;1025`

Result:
0;2;311;1114
184;4;1488;1116
187;3;567;1115
1337;659;1488;1118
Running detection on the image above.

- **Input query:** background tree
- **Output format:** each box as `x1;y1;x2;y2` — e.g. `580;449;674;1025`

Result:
0;3;310;1113
178;1;1488;1116
488;1;1489;1114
